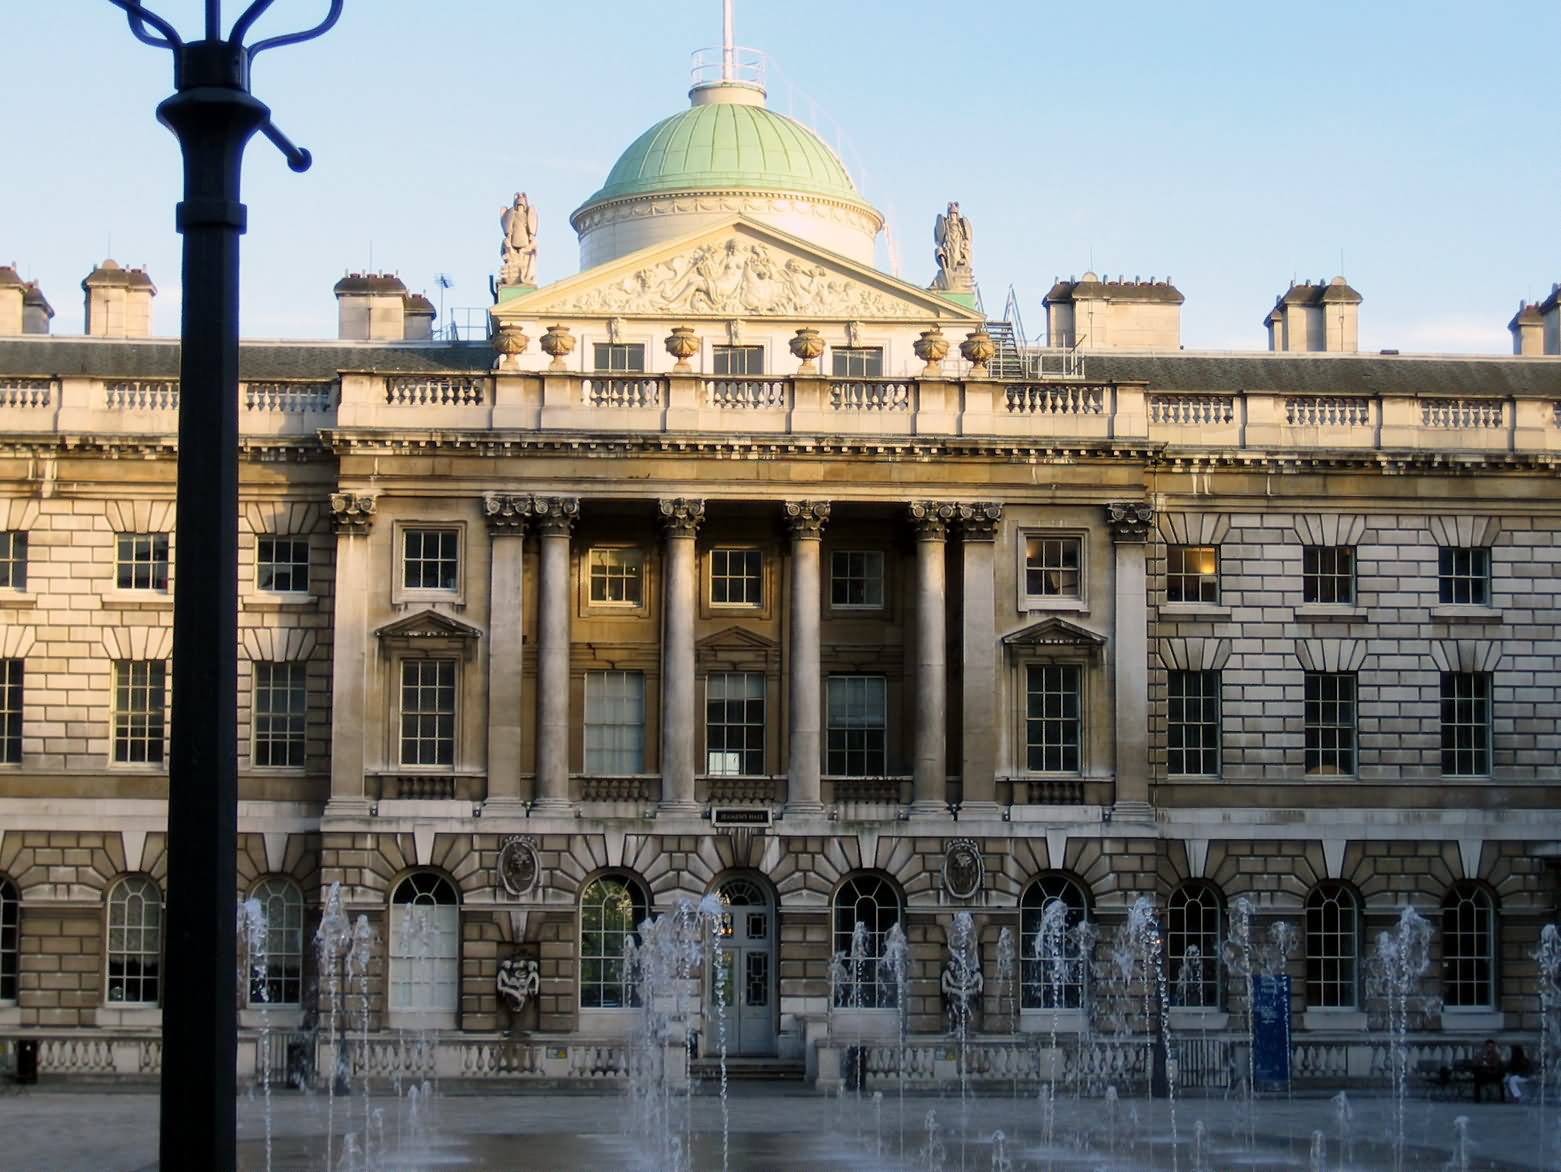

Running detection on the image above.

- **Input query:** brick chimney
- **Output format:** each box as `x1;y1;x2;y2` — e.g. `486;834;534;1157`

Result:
1042;272;1184;350
404;292;436;341
1509;300;1545;356
1265;276;1361;353
83;259;156;338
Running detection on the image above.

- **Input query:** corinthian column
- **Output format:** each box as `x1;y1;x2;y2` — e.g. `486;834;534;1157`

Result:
483;493;531;806
531;496;579;813
957;502;1002;816
909;502;955;816
326;492;376;813
658;498;704;813
783;500;830;814
1107;501;1155;821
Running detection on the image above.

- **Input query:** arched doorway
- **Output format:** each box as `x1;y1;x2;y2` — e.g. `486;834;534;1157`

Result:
708;875;776;1056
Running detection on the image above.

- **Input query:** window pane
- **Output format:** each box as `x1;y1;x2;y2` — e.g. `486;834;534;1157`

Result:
1024;537;1082;598
579;877;646;1008
713;345;763;376
589;548;644;605
114;661;166;764
115;533;169;591
592;343;646;373
1020;876;1089;1009
1441;884;1496;1008
832;875;901;1009
107;877;162;1005
257;536;310;593
830;550;884;608
400;659;456;767
1302;546;1354;605
1305;884;1359;1009
710;549;762;606
826;676;887;776
402;529;459;592
1166;670;1219;776
0;659;21;764
1440;672;1490;776
1304;672;1356;776
585;671;645;773
253;662;307;767
1168;884;1222;1008
1438;546;1490;606
1025;665;1081;772
706;672;765;775
830;348;884;378
1166;545;1219;604
0;531;25;590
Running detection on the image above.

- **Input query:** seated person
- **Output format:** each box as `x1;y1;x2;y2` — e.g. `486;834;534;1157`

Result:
1505;1043;1532;1103
1471;1039;1505;1102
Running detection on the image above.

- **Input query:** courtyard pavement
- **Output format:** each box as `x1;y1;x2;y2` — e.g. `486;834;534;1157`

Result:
1;1080;1558;1170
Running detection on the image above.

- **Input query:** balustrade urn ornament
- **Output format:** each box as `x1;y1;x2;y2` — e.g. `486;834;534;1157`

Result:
664;326;699;373
913;326;950;373
960;328;997;375
789;327;825;374
539;324;575;371
491;322;529;371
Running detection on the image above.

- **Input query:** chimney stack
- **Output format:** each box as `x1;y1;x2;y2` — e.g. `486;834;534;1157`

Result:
404;292;436;341
82;259;156;338
1041;271;1184;350
1509;300;1545;356
0;266;52;336
333;272;434;341
1265;276;1360;353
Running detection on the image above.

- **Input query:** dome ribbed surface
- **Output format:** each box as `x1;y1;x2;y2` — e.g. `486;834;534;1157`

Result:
579;101;866;208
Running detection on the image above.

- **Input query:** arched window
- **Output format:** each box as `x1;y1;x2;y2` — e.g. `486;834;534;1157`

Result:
107;876;162;1005
579;874;648;1009
831;874;902;1009
1167;882;1223;1008
389;873;459;1014
1441;883;1497;1009
0;877;17;1003
1305;883;1360;1009
247;877;305;1007
1020;875;1090;1010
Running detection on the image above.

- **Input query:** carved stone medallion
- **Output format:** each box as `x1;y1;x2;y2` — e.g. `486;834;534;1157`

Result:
497;835;540;896
941;838;984;900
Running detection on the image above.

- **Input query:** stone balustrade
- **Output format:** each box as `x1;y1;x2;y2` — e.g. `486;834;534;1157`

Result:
4;370;1559;458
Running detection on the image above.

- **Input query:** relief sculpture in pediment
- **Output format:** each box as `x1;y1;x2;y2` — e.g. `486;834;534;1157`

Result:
563;239;894;317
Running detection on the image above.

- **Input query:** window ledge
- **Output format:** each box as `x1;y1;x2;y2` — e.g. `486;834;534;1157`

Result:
1295;605;1366;621
1158;603;1231;619
98;1006;162;1029
387;1010;456;1032
1022;599;1089;615
108;762;168;774
1301;1009;1367;1032
1430;605;1501;622
104;590;173;609
240;1007;304;1030
1019;1008;1087;1035
0;590;37;609
1440;1009;1504;1033
245;593;318;611
1168;1007;1229;1032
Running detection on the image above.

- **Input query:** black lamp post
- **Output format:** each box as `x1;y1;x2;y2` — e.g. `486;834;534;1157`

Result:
102;4;341;1168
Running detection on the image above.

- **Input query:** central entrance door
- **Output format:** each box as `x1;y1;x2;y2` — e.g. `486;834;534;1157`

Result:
709;877;776;1057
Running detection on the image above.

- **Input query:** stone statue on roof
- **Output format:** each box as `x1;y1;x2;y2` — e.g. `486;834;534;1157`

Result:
933;201;973;292
500;192;539;287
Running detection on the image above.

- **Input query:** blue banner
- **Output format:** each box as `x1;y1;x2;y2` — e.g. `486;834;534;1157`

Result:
1250;974;1291;1089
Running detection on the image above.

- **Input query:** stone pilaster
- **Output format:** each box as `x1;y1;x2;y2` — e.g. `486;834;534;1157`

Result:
957;502;1002;815
782;500;830;814
532;496;579;813
1107;502;1155;821
658;497;705;813
484;493;531;807
908;502;955;816
326;493;376;812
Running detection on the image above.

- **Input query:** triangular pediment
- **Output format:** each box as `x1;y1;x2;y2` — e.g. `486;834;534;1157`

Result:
375;609;483;641
1002;617;1107;651
493;216;984;324
696;626;780;652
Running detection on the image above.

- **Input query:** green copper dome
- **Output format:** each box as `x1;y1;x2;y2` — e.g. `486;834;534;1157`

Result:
575;90;870;213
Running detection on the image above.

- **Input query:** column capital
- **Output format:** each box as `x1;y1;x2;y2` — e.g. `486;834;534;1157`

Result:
1106;501;1156;543
658;497;706;538
483;492;533;536
956;501;1003;541
329;492;377;536
908;500;957;539
782;499;831;538
532;496;580;536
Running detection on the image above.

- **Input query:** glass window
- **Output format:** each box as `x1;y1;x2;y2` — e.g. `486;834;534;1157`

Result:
826;675;887;776
1304;672;1356;776
1166;669;1220;777
0;876;17;1003
1441;883;1496;1009
1302;546;1354;605
0;659;20;764
113;661;166;764
253;662;307;768
1167;882;1222;1008
402;528;459;592
1440;672;1491;777
1305;883;1359;1009
400;659;456;767
585;670;645;773
1438;547;1490;606
116;533;169;591
588;548;643;606
713;345;763;376
0;531;26;590
106;876;162;1005
1166;545;1219;604
830;347;883;378
710;548;762;606
1025;536;1082;598
580;875;647;1009
830;550;884;609
247;877;305;1007
257;536;310;593
706;672;764;776
592;343;646;373
1025;665;1081;772
1020;875;1089;1010
389;873;459;1013
831;874;901;1009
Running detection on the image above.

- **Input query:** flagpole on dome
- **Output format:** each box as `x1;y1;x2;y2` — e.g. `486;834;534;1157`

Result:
722;0;734;81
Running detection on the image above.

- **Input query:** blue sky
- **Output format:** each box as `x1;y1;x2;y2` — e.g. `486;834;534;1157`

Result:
5;1;1558;352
